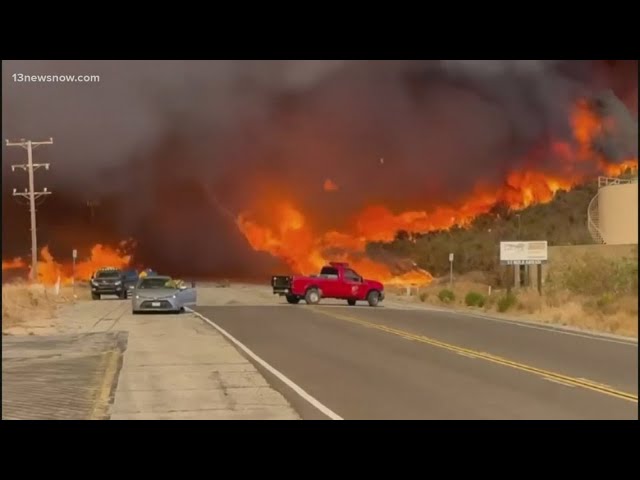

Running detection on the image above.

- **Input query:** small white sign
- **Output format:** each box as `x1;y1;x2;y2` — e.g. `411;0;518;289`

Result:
449;253;454;262
72;249;77;259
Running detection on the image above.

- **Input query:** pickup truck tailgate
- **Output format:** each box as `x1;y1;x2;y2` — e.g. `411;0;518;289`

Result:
271;275;292;294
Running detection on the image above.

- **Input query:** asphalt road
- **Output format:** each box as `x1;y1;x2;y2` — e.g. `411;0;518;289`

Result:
194;301;638;420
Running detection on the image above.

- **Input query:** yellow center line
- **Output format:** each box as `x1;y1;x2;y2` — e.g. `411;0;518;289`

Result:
90;350;120;420
313;308;638;403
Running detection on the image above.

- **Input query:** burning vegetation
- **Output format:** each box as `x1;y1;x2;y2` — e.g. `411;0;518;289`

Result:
2;61;637;286
235;98;637;286
2;243;133;286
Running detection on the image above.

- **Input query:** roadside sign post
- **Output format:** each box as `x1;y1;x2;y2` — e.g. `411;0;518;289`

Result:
499;241;548;296
72;249;77;298
537;264;542;296
449;253;454;289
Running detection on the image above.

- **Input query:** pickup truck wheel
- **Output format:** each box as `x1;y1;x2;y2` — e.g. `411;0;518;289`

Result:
286;295;300;304
305;288;321;305
367;290;380;307
347;299;357;306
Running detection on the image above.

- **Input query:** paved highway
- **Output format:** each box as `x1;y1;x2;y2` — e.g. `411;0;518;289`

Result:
194;301;638;420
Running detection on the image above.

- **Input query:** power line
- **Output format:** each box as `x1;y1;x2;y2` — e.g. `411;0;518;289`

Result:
6;138;53;282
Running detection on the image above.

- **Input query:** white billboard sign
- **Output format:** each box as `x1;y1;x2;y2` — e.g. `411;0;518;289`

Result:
500;241;548;265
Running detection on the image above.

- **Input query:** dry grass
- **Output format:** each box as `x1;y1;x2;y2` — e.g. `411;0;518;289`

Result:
2;281;90;332
513;294;638;337
392;271;638;338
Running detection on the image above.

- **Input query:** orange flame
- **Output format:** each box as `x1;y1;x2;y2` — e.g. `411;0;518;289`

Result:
323;178;339;192
571;99;603;159
237;201;433;285
3;244;133;285
2;257;27;270
601;158;638;177
236;99;637;285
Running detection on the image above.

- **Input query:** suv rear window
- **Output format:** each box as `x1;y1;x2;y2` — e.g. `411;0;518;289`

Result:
96;270;121;278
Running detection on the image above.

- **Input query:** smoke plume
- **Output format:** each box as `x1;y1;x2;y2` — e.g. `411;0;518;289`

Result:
2;60;637;277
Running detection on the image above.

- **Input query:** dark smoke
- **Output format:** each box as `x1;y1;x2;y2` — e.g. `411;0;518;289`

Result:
587;90;638;160
2;60;637;277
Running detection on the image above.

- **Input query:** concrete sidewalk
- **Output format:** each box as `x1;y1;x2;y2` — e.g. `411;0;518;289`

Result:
110;311;299;419
3;295;299;420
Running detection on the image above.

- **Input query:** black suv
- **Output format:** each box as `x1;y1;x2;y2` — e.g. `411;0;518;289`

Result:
90;268;127;300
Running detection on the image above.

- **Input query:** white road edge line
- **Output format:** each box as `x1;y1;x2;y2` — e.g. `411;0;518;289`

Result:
458;311;638;346
386;303;637;346
187;308;343;421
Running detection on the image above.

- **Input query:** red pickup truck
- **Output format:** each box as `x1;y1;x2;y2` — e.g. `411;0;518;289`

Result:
271;262;385;306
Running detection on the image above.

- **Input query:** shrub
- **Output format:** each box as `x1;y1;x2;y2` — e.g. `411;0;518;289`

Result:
497;292;517;312
596;292;615;309
419;292;429;302
584;293;620;315
438;289;455;303
465;291;486;307
552;254;638;297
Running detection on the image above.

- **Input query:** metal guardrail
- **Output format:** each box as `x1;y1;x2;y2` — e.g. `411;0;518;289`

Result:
598;176;639;188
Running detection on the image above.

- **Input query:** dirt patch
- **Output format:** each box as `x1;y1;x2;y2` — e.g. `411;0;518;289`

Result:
2;282;90;333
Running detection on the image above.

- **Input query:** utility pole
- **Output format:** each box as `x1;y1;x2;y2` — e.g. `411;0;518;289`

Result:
514;214;522;289
6;138;53;282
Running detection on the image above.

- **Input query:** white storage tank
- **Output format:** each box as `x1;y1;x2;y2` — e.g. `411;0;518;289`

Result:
598;181;638;245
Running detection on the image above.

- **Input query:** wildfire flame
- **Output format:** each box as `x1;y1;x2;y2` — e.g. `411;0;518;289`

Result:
572;98;604;159
2;258;27;270
236;99;638;286
2;244;133;285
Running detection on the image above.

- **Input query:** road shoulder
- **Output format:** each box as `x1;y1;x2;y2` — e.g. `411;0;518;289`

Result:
384;296;638;343
3;294;300;420
111;310;300;420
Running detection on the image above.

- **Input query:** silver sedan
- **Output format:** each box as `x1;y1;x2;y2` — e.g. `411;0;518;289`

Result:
131;276;197;314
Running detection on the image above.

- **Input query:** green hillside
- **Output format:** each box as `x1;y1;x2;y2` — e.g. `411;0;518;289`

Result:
366;180;601;282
